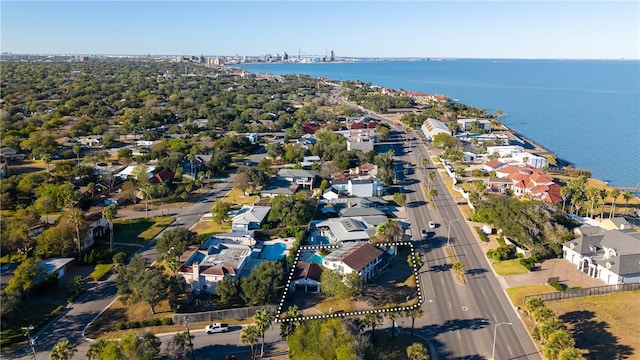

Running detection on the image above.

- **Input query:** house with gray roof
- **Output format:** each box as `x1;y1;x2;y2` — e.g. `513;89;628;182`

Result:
178;238;252;294
277;168;318;190
260;177;300;198
563;229;640;285
231;206;271;231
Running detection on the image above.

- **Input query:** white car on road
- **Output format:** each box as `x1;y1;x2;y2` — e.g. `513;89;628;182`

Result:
205;323;229;334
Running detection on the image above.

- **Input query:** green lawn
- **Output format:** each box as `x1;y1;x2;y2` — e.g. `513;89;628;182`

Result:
506;284;557;307
90;264;115;282
190;220;231;235
113;216;173;244
492;259;529;276
1;302;64;349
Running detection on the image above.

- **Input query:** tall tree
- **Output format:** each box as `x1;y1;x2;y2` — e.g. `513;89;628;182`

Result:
385;308;402;339
253;309;273;358
622;190;633;215
72;144;81;165
609;188;620;218
279;305;302;339
241;260;285;305
210;201;231;224
233;172;251;196
405;307;424;338
141;183;156;219
165;332;193;360
240;324;260;360
102;204;117;251
364;312;383;343
68;208;85;263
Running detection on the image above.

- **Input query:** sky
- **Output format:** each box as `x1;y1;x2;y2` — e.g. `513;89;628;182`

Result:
1;1;639;59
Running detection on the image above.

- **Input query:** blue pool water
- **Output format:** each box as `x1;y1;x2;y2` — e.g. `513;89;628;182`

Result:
260;243;287;261
312;236;330;245
307;254;324;264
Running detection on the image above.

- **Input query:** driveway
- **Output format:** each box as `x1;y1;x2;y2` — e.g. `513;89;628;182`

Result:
502;258;605;289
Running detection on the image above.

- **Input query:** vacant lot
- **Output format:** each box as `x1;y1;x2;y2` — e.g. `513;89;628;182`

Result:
506;283;557;307
546;290;639;359
492;259;529;276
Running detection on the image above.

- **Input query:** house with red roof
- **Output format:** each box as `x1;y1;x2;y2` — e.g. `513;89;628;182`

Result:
495;165;562;204
151;169;175;184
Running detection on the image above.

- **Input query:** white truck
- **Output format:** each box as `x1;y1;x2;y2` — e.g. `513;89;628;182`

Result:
205;323;229;334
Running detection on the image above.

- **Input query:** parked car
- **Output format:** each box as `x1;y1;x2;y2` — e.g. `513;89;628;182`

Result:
420;229;429;240
428;221;436;229
205;323;229;334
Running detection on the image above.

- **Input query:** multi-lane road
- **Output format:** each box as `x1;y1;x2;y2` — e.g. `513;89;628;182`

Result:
390;124;541;360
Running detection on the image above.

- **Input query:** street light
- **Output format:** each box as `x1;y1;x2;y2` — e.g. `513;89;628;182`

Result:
443;218;459;247
484;320;512;360
21;325;37;360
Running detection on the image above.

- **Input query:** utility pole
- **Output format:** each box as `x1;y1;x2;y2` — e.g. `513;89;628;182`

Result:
22;325;37;360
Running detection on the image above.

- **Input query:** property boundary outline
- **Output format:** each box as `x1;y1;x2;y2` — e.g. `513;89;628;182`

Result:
275;241;424;322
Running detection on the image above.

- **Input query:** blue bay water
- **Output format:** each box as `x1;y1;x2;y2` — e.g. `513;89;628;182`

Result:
237;60;640;189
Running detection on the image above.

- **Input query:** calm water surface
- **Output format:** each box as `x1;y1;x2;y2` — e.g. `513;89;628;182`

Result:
238;60;640;188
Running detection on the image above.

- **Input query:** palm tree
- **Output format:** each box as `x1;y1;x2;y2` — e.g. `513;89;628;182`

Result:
50;339;77;360
86;182;96;199
598;188;608;219
187;153;195;176
452;261;465;279
253;309;273;358
609;188;621;218
427;188;438;207
428;171;436;190
73;144;81;165
385;308;402;339
364;313;383;343
141;183;156;219
68;208;84;263
406;342;430;360
622;190;633;215
42;153;52;175
560;186;571;213
405;307;424;338
279;305;302;338
240;324;259;359
102;204;117;251
156;183;168;217
407;252;423;270
421;158;429;169
197;171;205;189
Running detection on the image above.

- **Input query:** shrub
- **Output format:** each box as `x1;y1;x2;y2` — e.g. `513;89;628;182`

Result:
116;322;126;330
520;256;538;271
147;318;161;326
161;317;173;325
474;227;489;242
549;280;566;291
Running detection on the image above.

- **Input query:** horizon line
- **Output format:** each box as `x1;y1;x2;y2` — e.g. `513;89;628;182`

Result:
1;53;638;61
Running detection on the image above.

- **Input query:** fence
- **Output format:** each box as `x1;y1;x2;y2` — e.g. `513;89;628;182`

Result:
172;305;278;325
523;283;640;305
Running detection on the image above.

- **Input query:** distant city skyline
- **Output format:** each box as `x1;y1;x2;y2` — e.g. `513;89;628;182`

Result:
1;1;639;59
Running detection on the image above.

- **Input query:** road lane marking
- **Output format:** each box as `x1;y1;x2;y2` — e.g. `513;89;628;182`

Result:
507;344;513;355
456;330;461;339
448;301;452;309
481;288;486;296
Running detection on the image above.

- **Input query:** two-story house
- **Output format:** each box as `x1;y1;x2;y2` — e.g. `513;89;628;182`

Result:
322;242;387;282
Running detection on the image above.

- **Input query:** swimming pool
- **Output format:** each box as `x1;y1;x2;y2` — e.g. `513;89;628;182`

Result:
312;236;330;245
260;243;287;261
307;254;324;264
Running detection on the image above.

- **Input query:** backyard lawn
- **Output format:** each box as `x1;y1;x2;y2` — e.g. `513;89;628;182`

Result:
190;219;231;235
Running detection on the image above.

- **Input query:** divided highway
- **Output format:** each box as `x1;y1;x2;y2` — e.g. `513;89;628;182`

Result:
393;126;541;360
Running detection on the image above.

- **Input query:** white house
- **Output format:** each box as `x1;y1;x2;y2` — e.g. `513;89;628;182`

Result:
346;129;375;152
328;178;383;198
300;156;321;169
277;169;318;190
231;206;271;231
457;118;492;131
562;229;640;285
421;118;450;141
178;239;252;294
322;242;386;282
